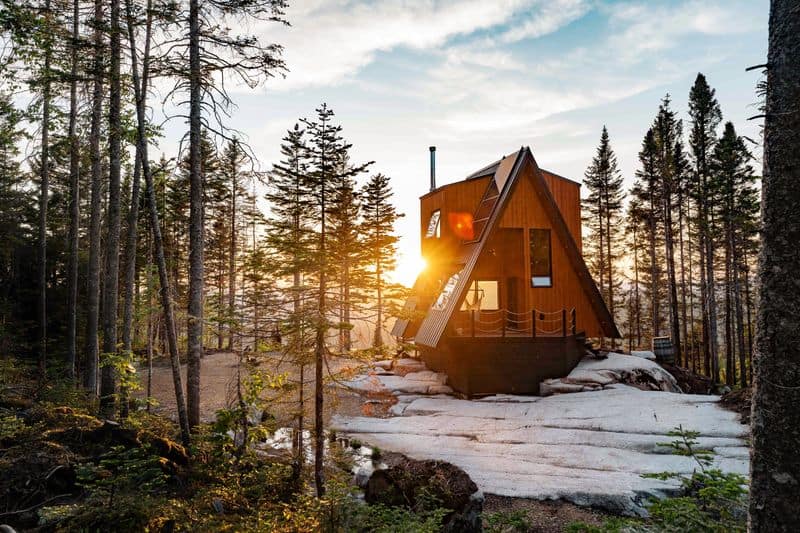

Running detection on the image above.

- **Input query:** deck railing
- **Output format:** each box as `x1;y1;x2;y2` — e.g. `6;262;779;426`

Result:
452;307;576;338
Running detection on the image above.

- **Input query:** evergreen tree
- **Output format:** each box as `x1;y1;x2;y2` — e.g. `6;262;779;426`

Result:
361;173;403;350
688;73;722;382
652;96;684;366
712;122;758;387
582;126;624;346
301;103;370;496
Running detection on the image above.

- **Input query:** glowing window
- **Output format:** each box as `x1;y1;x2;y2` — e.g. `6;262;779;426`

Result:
461;280;499;311
530;229;552;287
431;271;460;310
426;210;441;238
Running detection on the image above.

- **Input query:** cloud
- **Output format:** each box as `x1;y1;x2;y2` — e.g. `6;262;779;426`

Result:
499;0;590;43
265;0;590;90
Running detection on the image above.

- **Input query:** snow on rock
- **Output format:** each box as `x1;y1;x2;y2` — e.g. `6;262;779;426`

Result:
631;350;656;360
331;387;748;516
392;358;427;376
541;352;681;395
339;367;452;396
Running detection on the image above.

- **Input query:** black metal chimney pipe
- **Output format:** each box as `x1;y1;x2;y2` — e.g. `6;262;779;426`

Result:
429;146;436;191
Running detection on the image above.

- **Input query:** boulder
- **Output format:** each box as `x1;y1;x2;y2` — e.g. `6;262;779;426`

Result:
365;458;483;533
374;359;394;370
631;350;656;360
392;358;427;376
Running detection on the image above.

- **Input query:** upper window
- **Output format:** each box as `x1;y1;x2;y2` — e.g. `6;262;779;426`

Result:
426;210;441;238
460;280;499;311
530;229;552;287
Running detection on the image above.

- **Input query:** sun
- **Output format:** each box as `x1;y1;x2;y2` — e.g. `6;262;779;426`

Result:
390;253;427;287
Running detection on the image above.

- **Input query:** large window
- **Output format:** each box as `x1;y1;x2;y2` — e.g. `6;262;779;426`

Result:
461;280;499;311
530;229;552;287
426;210;441;238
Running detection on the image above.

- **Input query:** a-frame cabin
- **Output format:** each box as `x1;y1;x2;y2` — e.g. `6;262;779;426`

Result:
393;146;620;397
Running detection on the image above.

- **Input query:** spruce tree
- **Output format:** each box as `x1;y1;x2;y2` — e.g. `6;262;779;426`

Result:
301;104;370;496
361;173;403;350
265;123;315;466
688;73;722;381
582;126;624;346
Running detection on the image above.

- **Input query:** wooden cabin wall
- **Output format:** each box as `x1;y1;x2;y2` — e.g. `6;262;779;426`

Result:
540;170;582;252
420;176;490;270
499;165;603;338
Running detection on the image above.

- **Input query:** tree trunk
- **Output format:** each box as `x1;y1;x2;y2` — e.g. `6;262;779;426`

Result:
100;0;124;417
120;0;153;419
66;0;80;381
187;0;204;428
228;158;237;351
724;222;735;387
749;2;800;529
125;0;190;443
374;255;382;348
734;254;746;389
705;210;720;383
663;193;682;366
84;0;104;394
38;0;53;379
678;190;689;366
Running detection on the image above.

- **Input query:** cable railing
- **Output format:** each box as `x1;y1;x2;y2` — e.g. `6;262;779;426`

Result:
451;307;577;338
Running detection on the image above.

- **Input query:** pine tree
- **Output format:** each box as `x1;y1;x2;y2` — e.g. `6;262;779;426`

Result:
582;126;624;346
302;104;370;496
688;73;722;382
329;162;366;353
652;96;684;366
265;124;315;465
631;128;665;341
712;122;758;387
361;173;403;350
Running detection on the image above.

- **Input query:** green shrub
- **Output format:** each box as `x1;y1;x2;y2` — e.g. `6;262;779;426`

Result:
484;508;532;532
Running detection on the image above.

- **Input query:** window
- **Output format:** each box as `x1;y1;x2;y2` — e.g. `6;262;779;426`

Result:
530;229;552;287
431;271;461;310
461;280;499;311
426;210;441;238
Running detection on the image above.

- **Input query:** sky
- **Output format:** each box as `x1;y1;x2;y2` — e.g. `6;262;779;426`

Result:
160;0;769;286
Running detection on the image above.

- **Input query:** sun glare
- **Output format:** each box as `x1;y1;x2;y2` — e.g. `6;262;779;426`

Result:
390;253;427;287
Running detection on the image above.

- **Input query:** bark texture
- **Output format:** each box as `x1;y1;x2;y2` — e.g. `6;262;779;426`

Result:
749;2;800;530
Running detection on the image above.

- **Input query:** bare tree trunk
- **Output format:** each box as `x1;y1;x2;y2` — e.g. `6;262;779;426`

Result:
687;197;697;372
37;0;53;379
120;0;153;419
734;255;746;389
66;0;80;381
749;2;800;528
705;211;720;384
100;0;124;417
187;0;204;428
84;0;104;395
146;228;154;412
744;250;754;385
604;191;615;350
228;161;237;351
724;227;735;387
678;190;689;366
663;195;682;366
374;254;382;349
125;0;189;443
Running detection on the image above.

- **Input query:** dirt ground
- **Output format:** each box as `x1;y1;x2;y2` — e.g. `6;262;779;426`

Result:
135;350;367;425
483;494;613;532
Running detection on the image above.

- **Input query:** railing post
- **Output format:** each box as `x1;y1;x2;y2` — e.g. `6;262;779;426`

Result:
531;309;536;338
571;308;576;335
471;310;476;338
562;309;567;338
502;309;506;338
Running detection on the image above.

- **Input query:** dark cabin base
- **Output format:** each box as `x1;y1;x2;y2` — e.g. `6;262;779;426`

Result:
419;334;586;397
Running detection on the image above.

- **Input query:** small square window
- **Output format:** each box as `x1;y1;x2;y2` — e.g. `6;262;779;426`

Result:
426;210;441;238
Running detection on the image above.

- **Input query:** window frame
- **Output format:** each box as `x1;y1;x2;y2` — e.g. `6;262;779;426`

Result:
529;228;553;288
461;279;500;311
426;209;441;239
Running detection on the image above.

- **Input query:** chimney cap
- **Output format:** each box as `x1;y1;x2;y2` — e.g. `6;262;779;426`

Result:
429;146;436;152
